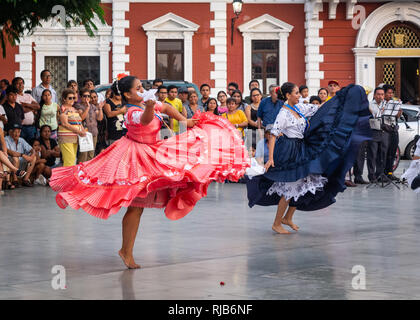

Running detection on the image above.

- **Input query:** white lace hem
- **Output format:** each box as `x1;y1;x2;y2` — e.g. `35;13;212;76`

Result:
267;174;328;201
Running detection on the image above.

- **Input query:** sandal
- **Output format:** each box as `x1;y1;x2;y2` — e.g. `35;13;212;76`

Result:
7;182;15;190
16;170;27;178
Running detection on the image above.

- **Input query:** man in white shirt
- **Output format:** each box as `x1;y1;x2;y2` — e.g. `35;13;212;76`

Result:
32;70;58;104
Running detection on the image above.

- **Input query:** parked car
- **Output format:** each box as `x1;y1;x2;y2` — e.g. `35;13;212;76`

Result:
398;104;420;160
95;80;202;99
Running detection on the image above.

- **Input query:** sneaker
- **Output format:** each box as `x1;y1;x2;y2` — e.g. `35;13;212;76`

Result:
387;173;400;181
411;175;420;190
38;175;47;186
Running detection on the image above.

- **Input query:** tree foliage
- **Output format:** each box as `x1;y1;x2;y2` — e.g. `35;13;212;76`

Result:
0;0;105;57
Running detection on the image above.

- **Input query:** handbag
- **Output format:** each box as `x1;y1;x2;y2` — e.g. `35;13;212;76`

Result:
78;131;94;152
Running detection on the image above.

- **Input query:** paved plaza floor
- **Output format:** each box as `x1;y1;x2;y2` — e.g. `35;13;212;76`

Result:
0;160;418;300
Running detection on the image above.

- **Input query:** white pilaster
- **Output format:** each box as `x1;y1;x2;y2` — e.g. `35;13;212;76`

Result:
15;37;33;89
304;0;324;96
112;0;130;78
210;0;227;96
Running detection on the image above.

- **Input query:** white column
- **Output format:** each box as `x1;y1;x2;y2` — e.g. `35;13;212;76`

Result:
279;32;289;85
146;31;156;80
184;31;194;83
210;0;227;96
15;37;33;89
353;47;379;97
304;0;324;96
112;0;130;78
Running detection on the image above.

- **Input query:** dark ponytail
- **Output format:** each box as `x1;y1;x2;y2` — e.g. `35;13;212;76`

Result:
111;75;136;105
278;82;297;101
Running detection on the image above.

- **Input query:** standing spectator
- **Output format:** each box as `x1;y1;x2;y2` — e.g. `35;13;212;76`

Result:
156;85;168;103
231;90;247;112
206;98;219;115
257;84;283;130
185;91;204;118
0;102;7;130
0;79;9;105
152;79;163;89
32;69;57;104
299;85;309;104
105;88;112;100
67;80;80;102
382;84;402;180
178;87;190;111
326;80;340;101
3;85;24;133
255;129;270;165
57;89;86;167
199;84;211;110
13;77;40;142
83;79;105;104
222;97;248;138
245;88;262;147
227;82;239;97
38;89;59;140
5;124;36;187
165;85;187;134
244;80;260;104
91;90;107;154
75;88;104;163
318;88;329;105
217;91;228;114
103;91;126;145
39;125;60;171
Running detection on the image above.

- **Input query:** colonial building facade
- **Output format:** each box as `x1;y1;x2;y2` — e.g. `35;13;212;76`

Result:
2;0;420;102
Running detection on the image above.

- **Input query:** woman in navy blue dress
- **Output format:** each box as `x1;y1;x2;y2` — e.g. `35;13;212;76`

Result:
246;82;371;234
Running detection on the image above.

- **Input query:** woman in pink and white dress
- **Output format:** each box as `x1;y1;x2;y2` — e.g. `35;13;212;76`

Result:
50;75;250;269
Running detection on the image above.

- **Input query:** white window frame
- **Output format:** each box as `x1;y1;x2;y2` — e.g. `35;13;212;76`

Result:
142;13;199;82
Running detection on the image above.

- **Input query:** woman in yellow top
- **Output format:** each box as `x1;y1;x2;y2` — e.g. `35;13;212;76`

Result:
58;89;86;167
222;97;248;138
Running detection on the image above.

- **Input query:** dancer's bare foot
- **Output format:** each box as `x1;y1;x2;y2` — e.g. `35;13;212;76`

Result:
118;250;141;269
281;218;300;231
272;224;292;234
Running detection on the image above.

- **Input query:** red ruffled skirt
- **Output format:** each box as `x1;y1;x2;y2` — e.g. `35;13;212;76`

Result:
50;112;250;220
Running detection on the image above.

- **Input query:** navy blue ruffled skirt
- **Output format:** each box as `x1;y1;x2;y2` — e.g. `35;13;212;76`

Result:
246;84;372;211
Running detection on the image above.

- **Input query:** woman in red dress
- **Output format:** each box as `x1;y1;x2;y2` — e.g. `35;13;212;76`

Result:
50;75;249;269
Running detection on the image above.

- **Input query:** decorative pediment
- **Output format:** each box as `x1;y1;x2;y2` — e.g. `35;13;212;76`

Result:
33;15;112;35
142;13;199;33
238;14;293;34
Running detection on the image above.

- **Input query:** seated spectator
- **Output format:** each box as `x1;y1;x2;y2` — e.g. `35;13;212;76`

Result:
205;98;219;115
221;97;248;138
38;89;59;140
309;95;321;106
30;139;50;185
5;124;37;187
217;91;228;114
39;125;60;170
185;91;203;118
3;85;24;133
255;129;270;166
75;88;104;163
0;126;26;193
299;85;309;104
0;102;7;131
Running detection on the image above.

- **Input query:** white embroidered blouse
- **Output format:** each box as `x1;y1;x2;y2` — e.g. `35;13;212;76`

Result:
270;103;319;139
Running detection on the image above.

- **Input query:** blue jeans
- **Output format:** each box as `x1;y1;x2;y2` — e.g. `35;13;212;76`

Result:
21;125;37;143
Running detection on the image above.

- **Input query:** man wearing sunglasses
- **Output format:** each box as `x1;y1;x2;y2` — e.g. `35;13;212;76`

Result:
31;69;58;104
74;88;104;163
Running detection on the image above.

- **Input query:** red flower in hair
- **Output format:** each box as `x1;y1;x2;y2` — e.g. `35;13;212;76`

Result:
117;73;129;81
